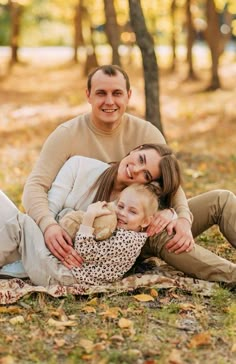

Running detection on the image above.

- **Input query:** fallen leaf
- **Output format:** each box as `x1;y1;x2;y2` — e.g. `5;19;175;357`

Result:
188;332;211;348
231;342;236;352
150;288;158;297
78;338;94;353
99;307;122;319
133;294;155;302
47;318;77;327
9;315;25;325
168;348;183;364
118;317;133;329
0;306;22;314
110;334;125;342
87;297;98;306
0;355;16;364
54;338;66;348
82;306;96;314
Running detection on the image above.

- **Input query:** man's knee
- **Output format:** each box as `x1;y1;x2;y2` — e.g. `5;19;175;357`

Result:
138;231;174;262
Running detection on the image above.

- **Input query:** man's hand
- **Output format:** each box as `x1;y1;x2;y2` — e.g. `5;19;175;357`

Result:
44;224;83;268
165;218;194;254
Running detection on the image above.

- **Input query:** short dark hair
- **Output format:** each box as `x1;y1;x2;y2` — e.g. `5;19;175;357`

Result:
87;65;130;93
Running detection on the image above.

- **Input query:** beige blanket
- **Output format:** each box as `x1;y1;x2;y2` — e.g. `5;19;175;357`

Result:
0;260;218;304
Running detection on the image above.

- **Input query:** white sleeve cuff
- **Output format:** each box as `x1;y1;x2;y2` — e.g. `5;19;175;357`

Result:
78;224;95;235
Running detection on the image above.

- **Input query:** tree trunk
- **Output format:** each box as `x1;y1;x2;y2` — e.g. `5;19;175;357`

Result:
103;0;121;65
9;0;22;64
205;0;221;89
128;0;164;136
186;0;197;79
73;1;84;63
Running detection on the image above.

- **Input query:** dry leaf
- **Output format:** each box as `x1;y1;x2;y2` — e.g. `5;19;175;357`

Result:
168;348;183;364
54;338;66;348
47;318;77;327
118;317;133;329
78;338;94;353
82;306;96;314
189;332;211;348
87;297;98;306
231;343;236;352
133;294;155;302
0;355;16;364
110;334;125;342
0;306;22;314
150;288;158;297
99;307;122;319
9;315;25;325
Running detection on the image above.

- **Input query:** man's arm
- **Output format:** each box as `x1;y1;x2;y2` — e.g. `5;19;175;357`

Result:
22;126;73;232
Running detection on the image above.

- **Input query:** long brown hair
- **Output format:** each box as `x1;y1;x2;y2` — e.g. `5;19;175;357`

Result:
89;144;181;208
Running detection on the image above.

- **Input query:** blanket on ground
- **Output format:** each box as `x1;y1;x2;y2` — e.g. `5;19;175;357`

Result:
0;259;218;304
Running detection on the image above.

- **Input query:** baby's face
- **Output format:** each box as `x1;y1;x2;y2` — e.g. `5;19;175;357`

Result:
115;188;148;232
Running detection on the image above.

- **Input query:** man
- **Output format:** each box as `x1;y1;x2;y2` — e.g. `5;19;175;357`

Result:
21;65;236;283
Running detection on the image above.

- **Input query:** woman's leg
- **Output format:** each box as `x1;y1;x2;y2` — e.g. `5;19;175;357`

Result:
189;189;236;246
0;191;21;266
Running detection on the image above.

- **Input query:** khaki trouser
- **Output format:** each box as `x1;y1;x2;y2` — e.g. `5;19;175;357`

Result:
1;189;236;284
0;191;76;286
140;190;236;283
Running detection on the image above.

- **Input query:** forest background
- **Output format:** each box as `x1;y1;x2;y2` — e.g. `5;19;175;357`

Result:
0;1;236;364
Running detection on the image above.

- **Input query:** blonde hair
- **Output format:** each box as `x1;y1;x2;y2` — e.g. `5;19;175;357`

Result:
120;182;161;217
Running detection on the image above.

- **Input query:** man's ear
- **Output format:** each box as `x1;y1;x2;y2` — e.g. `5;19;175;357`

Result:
86;89;91;103
127;89;132;100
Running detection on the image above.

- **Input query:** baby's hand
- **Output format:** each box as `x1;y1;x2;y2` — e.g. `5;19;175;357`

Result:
87;201;112;219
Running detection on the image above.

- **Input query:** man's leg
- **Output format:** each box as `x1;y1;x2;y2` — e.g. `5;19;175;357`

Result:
139;232;236;283
189;189;236;246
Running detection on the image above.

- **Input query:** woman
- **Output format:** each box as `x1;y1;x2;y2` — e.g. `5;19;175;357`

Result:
0;143;180;285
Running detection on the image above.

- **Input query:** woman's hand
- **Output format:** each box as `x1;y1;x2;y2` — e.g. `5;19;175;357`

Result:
146;209;176;236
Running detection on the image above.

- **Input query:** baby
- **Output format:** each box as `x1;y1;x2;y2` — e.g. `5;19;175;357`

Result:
62;183;176;287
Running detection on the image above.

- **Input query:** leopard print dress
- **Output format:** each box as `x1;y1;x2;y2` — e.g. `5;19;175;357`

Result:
72;228;147;287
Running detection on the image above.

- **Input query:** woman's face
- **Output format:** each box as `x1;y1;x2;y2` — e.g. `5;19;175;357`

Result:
117;148;161;188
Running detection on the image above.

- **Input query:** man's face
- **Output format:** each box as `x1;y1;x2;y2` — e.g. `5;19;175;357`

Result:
86;70;131;131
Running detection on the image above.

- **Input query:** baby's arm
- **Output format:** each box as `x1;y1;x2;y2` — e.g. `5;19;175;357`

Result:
80;201;112;234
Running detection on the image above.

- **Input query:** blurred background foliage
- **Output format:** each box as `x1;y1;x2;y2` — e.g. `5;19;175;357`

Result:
0;0;235;47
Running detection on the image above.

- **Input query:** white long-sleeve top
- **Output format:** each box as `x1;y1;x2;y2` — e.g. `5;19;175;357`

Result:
48;156;109;218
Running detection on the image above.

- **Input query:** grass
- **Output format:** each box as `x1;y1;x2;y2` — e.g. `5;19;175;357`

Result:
0;57;236;363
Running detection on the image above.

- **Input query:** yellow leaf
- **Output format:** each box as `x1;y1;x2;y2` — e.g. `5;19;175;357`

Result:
54;338;66;348
118;317;133;329
110;334;125;342
168;348;183;364
189;332;211;348
9;315;25;325
82;306;96;314
0;306;22;314
150;288;158;297
47;318;77;327
87;297;98;306
133;294;155;302
78;338;94;353
0;355;16;364
99;307;121;319
231;343;236;352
